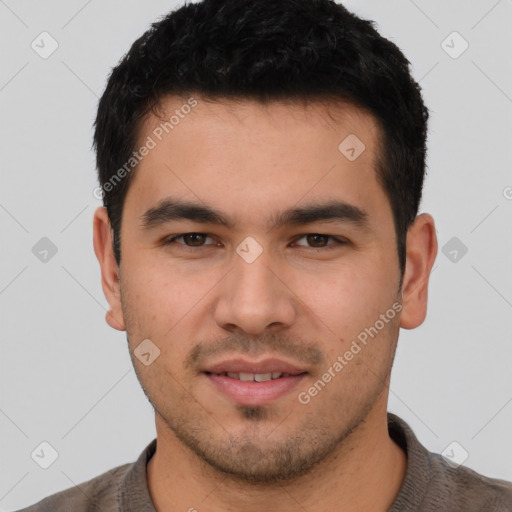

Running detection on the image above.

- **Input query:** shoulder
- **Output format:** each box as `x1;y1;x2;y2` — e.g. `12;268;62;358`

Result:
14;462;132;512
428;453;512;511
387;413;512;511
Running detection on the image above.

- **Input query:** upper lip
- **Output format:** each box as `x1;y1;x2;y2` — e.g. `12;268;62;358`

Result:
203;358;308;375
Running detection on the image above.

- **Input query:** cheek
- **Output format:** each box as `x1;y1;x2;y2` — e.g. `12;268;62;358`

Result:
125;256;200;303
121;257;221;340
295;261;399;343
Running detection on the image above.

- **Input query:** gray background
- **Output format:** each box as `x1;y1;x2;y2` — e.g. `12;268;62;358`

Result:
1;0;511;510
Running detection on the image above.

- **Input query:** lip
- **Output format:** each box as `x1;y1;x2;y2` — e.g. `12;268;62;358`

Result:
205;373;307;406
202;358;308;406
202;357;307;375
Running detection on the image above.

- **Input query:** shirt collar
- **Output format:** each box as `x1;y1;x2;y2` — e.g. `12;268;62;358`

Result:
387;412;433;511
118;437;158;511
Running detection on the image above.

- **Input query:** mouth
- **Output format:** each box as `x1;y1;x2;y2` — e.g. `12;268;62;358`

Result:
202;358;309;406
204;371;305;381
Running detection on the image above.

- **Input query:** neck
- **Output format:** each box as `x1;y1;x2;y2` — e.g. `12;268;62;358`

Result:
147;397;407;512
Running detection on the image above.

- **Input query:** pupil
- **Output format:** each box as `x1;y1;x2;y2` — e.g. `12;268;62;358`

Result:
185;233;205;246
308;234;326;247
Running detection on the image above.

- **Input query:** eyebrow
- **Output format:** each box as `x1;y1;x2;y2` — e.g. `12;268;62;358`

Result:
140;197;370;231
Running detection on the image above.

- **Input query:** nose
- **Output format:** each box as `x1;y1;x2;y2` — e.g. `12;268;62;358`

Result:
213;249;297;335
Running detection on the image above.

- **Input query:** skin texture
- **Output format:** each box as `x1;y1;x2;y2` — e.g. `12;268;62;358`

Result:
93;96;438;511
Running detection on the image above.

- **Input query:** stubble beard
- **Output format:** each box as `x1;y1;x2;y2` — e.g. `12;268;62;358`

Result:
145;375;389;486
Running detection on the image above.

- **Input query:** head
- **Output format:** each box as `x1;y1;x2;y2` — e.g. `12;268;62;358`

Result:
93;0;437;484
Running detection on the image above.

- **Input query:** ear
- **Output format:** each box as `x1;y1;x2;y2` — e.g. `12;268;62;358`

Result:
399;213;438;330
92;207;126;331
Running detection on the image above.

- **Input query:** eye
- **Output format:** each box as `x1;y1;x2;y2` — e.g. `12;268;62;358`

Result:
161;232;347;251
292;234;347;250
162;233;217;247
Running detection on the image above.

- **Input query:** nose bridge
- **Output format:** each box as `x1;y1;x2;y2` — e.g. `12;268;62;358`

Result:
214;245;295;334
235;249;277;298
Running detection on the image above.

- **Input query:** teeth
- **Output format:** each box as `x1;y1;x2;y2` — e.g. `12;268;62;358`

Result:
254;373;272;382
221;372;285;381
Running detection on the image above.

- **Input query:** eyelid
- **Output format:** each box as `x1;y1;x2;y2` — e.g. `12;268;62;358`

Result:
163;233;217;246
292;234;347;248
163;232;348;249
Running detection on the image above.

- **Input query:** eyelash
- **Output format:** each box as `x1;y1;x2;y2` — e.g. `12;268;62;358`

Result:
162;233;348;251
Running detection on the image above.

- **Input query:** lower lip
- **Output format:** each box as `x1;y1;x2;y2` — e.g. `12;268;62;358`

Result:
205;373;307;406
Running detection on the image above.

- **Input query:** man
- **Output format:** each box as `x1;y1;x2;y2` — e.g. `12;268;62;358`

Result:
18;0;512;510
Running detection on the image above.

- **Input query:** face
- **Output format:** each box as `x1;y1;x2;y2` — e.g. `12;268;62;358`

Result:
102;96;409;483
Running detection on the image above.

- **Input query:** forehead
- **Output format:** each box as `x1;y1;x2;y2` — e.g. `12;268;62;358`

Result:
139;95;382;149
126;95;388;226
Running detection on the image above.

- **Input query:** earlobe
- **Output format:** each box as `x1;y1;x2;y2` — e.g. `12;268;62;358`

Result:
106;308;125;331
399;213;438;330
92;206;126;332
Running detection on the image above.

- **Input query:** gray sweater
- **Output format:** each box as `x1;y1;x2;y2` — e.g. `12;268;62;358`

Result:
16;413;512;511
